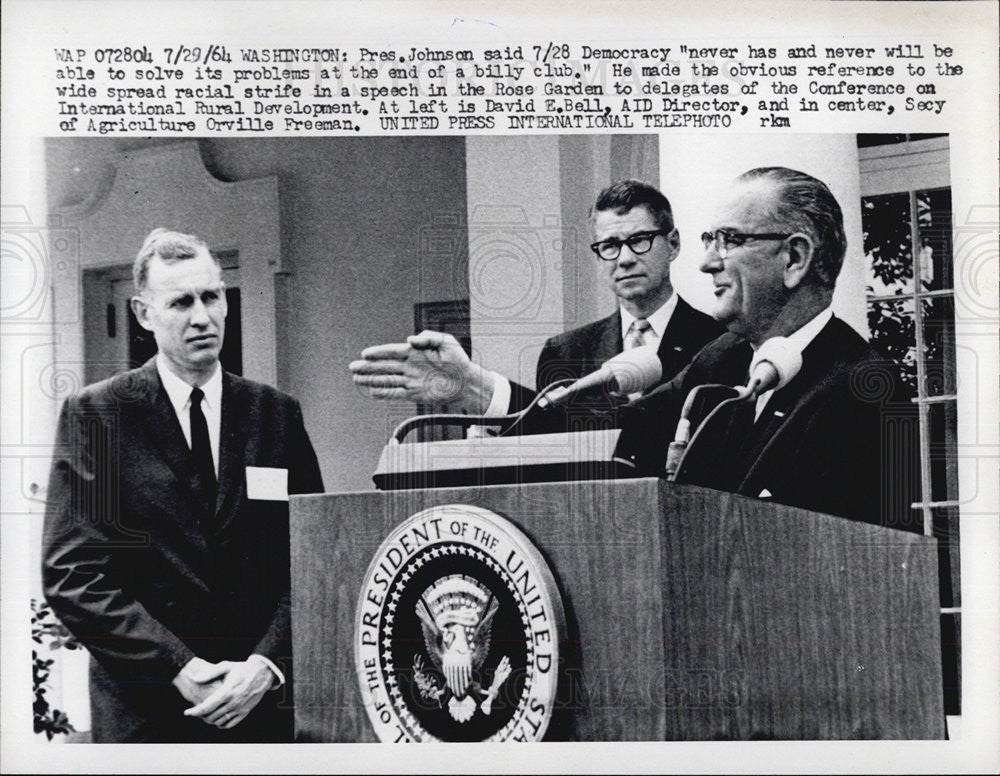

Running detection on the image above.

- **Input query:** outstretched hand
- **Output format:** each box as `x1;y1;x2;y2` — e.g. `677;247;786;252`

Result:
349;330;495;413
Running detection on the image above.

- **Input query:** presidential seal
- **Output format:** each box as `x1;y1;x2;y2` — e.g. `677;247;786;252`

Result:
355;505;564;742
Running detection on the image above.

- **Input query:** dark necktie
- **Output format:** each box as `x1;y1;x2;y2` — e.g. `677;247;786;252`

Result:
189;387;217;509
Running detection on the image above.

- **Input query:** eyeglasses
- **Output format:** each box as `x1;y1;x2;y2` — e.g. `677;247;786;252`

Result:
590;230;669;261
700;230;791;259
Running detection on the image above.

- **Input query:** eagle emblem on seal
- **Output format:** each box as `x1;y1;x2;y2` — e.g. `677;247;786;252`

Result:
411;574;512;722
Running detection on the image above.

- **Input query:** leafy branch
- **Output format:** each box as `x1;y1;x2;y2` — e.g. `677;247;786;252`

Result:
31;599;79;739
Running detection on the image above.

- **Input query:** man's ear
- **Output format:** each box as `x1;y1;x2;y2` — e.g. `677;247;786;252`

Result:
130;296;154;332
783;233;814;289
665;227;681;261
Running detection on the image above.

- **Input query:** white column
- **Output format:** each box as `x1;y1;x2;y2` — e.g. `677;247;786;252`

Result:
465;136;567;388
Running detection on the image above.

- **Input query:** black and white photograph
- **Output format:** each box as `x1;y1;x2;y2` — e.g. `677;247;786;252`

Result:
2;2;997;773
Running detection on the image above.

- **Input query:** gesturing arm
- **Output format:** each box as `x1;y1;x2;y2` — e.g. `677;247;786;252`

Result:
349;330;498;414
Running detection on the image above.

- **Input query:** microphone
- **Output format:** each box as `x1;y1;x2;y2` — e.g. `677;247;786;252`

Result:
665;337;802;478
743;336;802;398
537;345;662;409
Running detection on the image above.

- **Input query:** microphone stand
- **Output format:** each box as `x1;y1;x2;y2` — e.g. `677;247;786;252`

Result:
666;336;801;481
665;384;754;480
387;379;575;444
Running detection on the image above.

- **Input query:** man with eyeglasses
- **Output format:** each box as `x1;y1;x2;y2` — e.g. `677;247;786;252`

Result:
350;180;722;434
614;167;918;529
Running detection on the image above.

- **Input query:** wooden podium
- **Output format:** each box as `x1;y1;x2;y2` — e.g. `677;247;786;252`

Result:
290;472;944;740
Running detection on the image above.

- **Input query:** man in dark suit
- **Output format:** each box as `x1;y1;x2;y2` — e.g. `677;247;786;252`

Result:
43;229;324;742
350;180;722;433
614;167;919;529
507;293;721;434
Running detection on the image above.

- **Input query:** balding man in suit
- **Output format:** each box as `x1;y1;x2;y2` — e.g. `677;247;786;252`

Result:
43;229;324;741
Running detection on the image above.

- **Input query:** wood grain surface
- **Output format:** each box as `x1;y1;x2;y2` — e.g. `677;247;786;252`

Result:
290;478;944;741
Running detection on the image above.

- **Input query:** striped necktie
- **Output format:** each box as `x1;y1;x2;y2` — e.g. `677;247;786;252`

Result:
625;318;651;350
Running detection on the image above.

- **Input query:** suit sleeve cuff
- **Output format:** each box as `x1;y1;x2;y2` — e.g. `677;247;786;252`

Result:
248;654;285;690
483;373;511;417
168;644;198;677
467;372;511;439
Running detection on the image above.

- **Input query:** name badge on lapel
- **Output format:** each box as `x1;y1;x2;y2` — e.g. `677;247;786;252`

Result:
246;466;289;501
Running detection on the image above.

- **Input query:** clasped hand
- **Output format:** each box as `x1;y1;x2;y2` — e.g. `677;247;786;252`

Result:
172;656;274;730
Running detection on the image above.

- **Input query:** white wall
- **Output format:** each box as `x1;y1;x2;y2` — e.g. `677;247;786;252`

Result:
465;136;566;388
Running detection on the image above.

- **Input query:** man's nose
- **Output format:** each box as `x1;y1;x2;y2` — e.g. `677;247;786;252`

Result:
189;299;211;326
699;243;724;274
616;245;639;266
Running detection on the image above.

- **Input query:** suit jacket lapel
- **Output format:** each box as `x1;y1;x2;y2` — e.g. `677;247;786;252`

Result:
673;340;753;488
591;313;627;408
657;297;699;378
738;319;846;489
136;360;206;509
215;372;252;527
591;311;622;368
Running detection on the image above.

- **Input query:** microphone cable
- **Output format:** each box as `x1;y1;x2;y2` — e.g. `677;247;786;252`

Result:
387;379;576;443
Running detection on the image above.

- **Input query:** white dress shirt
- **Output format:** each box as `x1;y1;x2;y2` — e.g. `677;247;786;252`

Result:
155;355;284;688
750;307;833;420
156;354;222;476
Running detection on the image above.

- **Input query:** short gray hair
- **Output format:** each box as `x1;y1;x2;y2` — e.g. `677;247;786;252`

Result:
737;167;847;288
133;228;216;293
